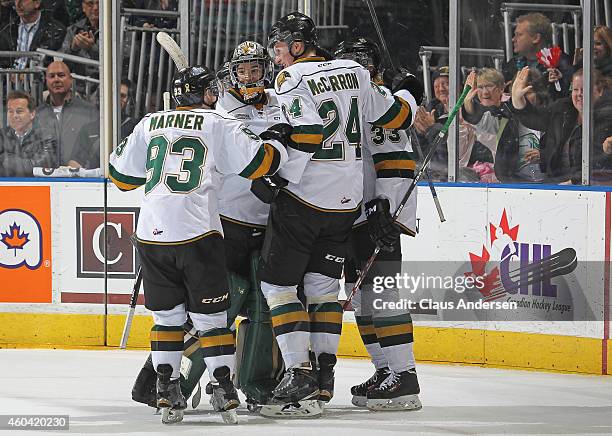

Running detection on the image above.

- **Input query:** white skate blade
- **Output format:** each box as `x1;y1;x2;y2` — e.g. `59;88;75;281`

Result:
161;408;184;424
366;394;422;411
221;409;239;424
351;395;367;407
260;400;323;418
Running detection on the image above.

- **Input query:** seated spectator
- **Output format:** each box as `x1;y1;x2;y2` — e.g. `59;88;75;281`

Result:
0;91;57;176
512;67;612;184
502;12;573;100
0;0;66;68
120;78;138;139
68;78;137;169
463;68;548;183
574;26;612;79
594;26;612;78
35;60;98;165
61;0;99;77
414;66;490;182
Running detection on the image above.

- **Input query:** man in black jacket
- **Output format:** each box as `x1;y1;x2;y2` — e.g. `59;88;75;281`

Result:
0;0;66;68
502;12;573;101
0;91;57;176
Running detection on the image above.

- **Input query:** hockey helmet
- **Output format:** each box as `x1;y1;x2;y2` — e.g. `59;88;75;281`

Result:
267;12;318;60
335;37;382;75
172;66;218;107
229;41;274;102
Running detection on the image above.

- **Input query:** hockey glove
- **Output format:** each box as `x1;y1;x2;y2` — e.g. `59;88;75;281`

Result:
383;67;424;104
364;197;401;252
250;173;288;204
260;123;295;149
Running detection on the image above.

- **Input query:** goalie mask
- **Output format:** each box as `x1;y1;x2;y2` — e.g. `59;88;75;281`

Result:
335;37;382;78
267;12;318;61
229;41;273;103
172;66;218;108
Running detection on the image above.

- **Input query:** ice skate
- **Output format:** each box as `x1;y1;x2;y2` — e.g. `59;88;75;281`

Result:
366;369;422;411
209;366;240;424
156;364;187;424
350;367;390;407
317;353;336;404
259;364;322;418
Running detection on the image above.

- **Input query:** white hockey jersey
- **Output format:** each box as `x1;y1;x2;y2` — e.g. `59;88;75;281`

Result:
357;84;418;235
109;108;287;244
274;57;417;212
216;88;282;226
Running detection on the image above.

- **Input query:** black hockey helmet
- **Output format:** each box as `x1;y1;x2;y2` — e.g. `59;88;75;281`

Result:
172;66;218;107
335;37;382;75
267;12;318;59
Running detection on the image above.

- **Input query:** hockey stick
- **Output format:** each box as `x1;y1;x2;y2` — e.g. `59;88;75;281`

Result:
156;31;188;70
361;0;445;222
120;234;143;349
120;265;143;349
482;247;577;301
343;85;472;310
410;127;445;222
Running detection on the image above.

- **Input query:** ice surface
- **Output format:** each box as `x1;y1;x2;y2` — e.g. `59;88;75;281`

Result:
0;349;611;435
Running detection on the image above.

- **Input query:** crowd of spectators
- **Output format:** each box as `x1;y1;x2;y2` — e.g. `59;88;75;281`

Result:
419;13;612;185
0;6;610;185
0;0;163;176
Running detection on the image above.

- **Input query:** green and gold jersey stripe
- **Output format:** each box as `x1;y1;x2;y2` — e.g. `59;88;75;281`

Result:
240;143;278;179
109;164;145;191
374;96;412;130
294;56;326;63
290;124;324;153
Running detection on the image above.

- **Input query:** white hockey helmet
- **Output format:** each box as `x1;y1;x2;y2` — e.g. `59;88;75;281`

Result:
229;41;274;102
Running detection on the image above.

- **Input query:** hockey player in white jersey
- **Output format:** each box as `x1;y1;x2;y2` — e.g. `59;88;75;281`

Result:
336;37;422;412
109;66;289;424
258;12;419;417
216;41;288;409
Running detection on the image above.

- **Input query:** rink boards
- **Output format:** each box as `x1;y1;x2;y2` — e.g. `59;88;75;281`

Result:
0;179;610;375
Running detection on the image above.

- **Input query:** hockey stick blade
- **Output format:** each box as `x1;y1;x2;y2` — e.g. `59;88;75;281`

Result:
156;31;188;70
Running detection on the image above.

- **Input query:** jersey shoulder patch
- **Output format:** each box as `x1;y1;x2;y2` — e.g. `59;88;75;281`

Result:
275;70;292;91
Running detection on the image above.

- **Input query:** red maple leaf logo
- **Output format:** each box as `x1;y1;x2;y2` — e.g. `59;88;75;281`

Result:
1;222;29;253
467;209;520;299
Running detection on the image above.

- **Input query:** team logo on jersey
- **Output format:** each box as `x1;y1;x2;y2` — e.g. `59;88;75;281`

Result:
276;71;291;89
0;210;43;270
77;207;140;279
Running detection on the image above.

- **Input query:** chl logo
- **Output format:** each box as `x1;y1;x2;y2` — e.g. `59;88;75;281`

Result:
0;209;43;269
77;207;139;278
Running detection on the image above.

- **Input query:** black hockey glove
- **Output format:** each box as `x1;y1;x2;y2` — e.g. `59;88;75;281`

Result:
259;123;295;149
382;67;424;105
250;173;288;204
364;197;401;252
